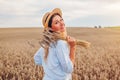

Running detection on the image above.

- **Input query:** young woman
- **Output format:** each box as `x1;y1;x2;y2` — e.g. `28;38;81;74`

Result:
34;8;76;80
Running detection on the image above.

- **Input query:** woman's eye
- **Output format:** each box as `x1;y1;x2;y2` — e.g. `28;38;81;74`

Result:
60;19;63;21
55;22;58;24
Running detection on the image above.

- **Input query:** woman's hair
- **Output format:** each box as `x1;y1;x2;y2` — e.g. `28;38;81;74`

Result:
44;13;62;61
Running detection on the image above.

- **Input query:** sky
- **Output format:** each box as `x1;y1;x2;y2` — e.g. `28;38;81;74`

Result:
0;0;120;28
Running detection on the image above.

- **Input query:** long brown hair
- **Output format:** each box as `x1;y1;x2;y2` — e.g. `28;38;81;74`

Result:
42;13;62;61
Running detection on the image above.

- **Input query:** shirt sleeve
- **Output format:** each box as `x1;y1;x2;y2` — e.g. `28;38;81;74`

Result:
34;48;43;66
55;40;73;73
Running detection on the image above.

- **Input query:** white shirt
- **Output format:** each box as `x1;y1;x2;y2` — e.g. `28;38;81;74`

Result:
34;40;73;80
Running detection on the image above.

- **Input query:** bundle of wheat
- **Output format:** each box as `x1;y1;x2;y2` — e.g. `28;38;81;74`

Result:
40;28;91;48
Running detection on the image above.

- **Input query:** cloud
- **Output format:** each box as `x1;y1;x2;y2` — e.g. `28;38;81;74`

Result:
67;15;120;27
0;0;120;27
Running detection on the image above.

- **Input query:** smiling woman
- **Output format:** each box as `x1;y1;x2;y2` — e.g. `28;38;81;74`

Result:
33;8;90;80
34;8;76;80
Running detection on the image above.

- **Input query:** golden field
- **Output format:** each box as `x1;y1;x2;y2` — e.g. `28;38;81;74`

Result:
0;27;120;80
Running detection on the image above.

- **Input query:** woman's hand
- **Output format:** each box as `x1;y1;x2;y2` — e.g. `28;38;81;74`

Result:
66;36;76;48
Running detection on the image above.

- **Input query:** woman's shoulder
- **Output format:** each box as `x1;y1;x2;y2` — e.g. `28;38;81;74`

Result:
57;40;67;44
50;40;68;48
56;40;68;47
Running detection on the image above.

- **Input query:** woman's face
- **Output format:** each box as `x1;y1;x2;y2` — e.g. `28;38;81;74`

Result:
51;15;65;32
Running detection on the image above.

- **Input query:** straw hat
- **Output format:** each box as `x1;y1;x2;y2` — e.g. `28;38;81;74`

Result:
42;8;62;29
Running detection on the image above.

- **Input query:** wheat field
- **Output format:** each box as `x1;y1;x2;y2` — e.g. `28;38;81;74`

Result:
0;27;120;80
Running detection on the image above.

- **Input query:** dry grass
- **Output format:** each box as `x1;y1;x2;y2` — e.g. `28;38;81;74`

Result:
0;27;120;80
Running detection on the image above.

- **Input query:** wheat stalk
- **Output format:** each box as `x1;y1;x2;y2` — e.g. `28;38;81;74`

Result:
76;39;91;48
40;28;91;48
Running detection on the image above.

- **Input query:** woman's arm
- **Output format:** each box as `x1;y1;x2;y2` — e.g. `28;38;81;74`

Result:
69;46;76;64
34;48;43;65
56;40;74;73
66;36;76;65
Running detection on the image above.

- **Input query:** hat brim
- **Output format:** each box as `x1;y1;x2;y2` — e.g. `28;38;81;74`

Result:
44;8;62;28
